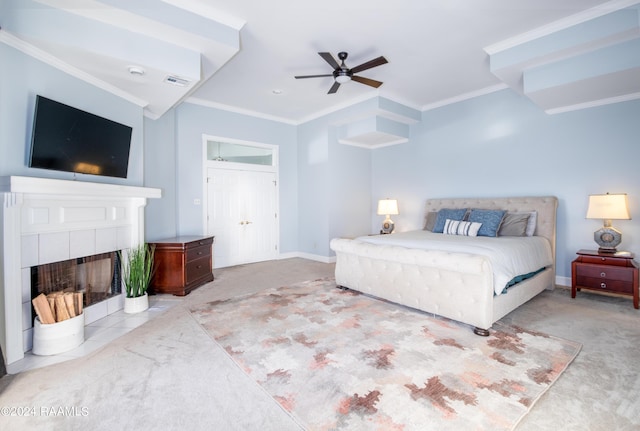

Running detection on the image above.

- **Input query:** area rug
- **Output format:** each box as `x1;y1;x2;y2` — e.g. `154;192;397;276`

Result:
189;278;581;431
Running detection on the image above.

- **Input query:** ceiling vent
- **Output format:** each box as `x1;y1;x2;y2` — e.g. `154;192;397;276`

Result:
164;75;191;87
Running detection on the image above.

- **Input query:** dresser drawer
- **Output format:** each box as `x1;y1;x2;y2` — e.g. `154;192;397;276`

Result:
186;243;211;262
185;237;214;250
186;256;212;285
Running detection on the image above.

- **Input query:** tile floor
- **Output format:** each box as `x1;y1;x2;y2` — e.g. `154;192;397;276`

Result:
6;295;181;375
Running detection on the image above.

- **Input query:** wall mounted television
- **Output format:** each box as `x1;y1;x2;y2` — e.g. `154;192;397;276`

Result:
29;95;133;178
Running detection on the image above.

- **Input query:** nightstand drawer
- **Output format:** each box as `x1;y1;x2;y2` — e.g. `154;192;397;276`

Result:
578;255;630;267
575;276;634;294
575;264;633;282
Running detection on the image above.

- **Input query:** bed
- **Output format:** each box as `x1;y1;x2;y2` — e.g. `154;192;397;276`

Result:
329;196;558;335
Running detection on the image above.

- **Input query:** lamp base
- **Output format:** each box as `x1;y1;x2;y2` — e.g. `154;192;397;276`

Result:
594;225;621;253
380;216;395;234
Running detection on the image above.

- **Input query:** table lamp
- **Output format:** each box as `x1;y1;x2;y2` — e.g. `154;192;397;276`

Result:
377;199;399;234
586;193;631;253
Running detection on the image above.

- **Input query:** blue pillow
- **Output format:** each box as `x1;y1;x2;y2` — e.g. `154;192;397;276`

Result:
468;209;506;237
433;208;468;233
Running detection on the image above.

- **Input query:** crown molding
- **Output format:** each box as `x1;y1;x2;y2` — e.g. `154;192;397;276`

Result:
421;84;508;111
484;0;640;55
185;97;298;125
545;91;640;114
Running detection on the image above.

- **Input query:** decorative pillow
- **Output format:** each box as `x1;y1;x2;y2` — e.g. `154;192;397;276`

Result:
443;219;482;236
423;211;438;231
467;209;506;237
498;212;531;237
432;208;468;233
525;211;537;236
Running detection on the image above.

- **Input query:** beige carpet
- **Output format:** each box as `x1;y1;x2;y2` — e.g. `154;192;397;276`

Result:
0;258;638;430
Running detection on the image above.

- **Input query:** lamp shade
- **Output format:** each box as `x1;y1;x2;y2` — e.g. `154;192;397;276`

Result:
586;193;631;220
377;199;399;216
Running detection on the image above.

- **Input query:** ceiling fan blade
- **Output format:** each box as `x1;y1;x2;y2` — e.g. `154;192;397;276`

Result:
328;81;340;94
318;52;340;69
350;56;388;74
351;75;383;88
295;74;333;79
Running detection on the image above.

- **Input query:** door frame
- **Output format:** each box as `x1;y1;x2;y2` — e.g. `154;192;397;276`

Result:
201;135;280;264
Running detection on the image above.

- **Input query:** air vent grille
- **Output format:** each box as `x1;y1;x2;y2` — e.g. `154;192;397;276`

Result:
164;75;190;87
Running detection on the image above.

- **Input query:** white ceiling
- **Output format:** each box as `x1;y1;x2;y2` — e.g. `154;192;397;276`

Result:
2;0;638;123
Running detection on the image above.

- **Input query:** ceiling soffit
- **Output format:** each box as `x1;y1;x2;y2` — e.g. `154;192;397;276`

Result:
485;2;640;113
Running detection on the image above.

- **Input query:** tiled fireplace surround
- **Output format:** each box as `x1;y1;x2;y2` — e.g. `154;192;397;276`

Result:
0;176;160;365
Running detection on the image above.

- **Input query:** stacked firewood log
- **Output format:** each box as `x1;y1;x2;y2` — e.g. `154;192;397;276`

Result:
32;291;83;324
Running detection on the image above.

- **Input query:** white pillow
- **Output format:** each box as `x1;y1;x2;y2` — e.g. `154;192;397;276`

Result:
443;219;482;236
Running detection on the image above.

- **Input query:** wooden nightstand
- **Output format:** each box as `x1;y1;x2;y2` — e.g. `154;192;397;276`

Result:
571;249;639;309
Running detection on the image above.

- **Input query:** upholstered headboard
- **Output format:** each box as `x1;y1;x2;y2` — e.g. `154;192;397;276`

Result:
425;196;558;270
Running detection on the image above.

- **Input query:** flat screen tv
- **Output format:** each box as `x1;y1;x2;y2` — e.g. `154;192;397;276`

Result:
29;95;133;178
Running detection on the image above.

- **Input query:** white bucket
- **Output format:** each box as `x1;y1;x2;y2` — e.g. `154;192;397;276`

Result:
33;313;85;356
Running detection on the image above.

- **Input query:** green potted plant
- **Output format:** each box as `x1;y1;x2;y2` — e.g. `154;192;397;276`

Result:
119;243;155;313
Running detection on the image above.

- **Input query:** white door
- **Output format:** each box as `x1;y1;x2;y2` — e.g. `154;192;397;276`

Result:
206;168;278;268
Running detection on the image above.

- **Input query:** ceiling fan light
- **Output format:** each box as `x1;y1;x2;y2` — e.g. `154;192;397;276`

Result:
335;75;351;84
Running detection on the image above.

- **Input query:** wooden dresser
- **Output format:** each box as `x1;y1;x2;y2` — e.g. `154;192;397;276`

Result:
149;235;214;296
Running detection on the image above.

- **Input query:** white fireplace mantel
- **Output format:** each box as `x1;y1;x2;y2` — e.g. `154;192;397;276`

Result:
0;176;161;365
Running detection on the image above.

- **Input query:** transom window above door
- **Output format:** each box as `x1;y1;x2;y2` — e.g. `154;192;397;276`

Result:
206;140;275;167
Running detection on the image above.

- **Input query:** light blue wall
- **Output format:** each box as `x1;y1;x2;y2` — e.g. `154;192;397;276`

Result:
297;99;376;256
171;102;299;253
0;44;144;186
144;111;177;240
371;89;640;280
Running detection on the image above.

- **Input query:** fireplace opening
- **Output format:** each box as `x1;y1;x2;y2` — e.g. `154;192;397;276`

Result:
30;252;122;317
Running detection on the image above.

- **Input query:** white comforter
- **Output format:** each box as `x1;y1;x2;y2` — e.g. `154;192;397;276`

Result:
355;230;553;295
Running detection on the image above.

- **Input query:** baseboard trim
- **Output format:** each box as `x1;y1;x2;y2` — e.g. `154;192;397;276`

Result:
279;252;336;264
555;275;570;288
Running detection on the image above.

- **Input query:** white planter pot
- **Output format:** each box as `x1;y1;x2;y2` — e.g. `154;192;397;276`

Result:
124;293;149;314
33;313;84;356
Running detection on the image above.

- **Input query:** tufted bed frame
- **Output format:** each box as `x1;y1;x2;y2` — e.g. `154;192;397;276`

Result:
330;196;558;335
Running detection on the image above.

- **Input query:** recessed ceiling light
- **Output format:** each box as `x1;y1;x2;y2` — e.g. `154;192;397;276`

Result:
128;66;145;76
272;89;283;95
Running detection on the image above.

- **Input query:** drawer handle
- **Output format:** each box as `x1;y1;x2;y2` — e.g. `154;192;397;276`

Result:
600;272;606;278
197;251;203;255
601;257;606;261
600;282;607;289
197;265;202;269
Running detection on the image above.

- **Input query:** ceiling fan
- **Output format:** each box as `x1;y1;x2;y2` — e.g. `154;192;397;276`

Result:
295;51;388;94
